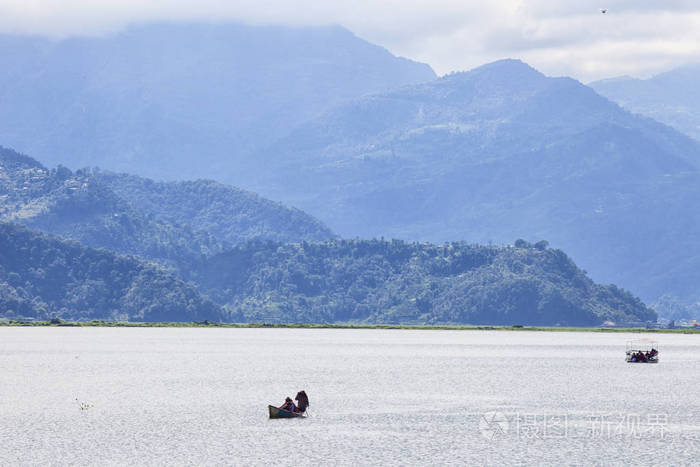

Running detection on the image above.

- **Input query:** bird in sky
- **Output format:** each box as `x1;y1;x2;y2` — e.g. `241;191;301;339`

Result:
600;8;608;14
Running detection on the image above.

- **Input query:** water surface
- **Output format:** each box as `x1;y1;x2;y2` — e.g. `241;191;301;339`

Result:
1;328;698;465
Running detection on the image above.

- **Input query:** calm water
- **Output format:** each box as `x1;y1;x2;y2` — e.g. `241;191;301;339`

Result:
1;328;699;466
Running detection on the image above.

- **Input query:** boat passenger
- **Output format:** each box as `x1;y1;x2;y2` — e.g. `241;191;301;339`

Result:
280;397;296;412
295;390;309;413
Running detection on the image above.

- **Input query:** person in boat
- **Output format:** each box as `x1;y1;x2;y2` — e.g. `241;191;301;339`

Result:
294;390;309;414
280;397;296;412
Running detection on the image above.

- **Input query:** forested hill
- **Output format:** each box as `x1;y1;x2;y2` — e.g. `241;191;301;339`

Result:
0;146;225;266
189;238;655;326
0;223;223;322
246;59;700;303
0;146;334;269
0;219;654;325
93;171;335;245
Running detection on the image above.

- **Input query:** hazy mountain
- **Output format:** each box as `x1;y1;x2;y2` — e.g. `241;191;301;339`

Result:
651;295;700;322
590;64;700;141
0;146;225;268
245;59;700;302
0;222;223;322
1;148;653;325
190;238;654;326
93;171;334;245
0;146;334;269
0;22;435;181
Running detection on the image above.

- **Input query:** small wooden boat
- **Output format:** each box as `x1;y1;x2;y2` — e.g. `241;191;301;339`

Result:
268;405;305;419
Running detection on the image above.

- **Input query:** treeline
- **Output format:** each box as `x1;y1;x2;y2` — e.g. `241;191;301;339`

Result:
0;222;655;325
0;146;657;325
0;223;223;322
188;238;655;326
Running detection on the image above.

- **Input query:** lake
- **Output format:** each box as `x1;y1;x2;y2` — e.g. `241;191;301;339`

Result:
1;328;698;465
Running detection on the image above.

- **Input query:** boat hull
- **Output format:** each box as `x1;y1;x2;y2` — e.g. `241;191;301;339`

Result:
269;405;305;419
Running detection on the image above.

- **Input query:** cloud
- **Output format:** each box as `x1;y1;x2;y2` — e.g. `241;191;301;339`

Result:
0;0;699;81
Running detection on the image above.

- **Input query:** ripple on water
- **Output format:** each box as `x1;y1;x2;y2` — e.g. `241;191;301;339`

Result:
0;328;698;465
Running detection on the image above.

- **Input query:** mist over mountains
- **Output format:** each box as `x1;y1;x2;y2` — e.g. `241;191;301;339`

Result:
1;21;698;321
0;146;334;272
590;64;700;142
0;22;435;181
0;146;655;325
248;59;700;303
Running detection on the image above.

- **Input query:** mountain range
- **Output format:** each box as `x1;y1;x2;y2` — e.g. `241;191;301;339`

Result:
0;219;654;326
2;22;698;319
0;22;435;181
590;64;700;142
0;146;654;325
91;171;333;246
243;59;700;303
0;146;334;273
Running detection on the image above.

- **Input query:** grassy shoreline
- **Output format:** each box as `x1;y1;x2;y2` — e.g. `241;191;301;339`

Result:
1;319;699;333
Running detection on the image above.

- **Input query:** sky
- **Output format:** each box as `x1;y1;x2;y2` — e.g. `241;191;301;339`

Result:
1;0;699;82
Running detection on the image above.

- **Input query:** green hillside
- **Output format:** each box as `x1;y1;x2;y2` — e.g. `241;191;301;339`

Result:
245;60;700;303
0;223;223;322
93;171;335;245
0;147;656;326
0;220;654;326
189;238;655;326
0;146;334;271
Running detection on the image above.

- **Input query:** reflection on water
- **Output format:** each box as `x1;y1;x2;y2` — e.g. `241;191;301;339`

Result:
1;328;698;465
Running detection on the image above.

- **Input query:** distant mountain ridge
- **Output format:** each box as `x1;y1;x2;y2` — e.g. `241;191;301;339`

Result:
0;146;335;270
0;22;435;181
590;63;700;141
3;18;698;316
0;147;656;326
92;171;334;245
243;59;700;302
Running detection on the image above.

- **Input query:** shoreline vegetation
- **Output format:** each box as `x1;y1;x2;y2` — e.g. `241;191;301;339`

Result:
1;319;698;334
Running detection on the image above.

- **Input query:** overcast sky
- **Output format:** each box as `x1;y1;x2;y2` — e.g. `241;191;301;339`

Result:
1;0;699;82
